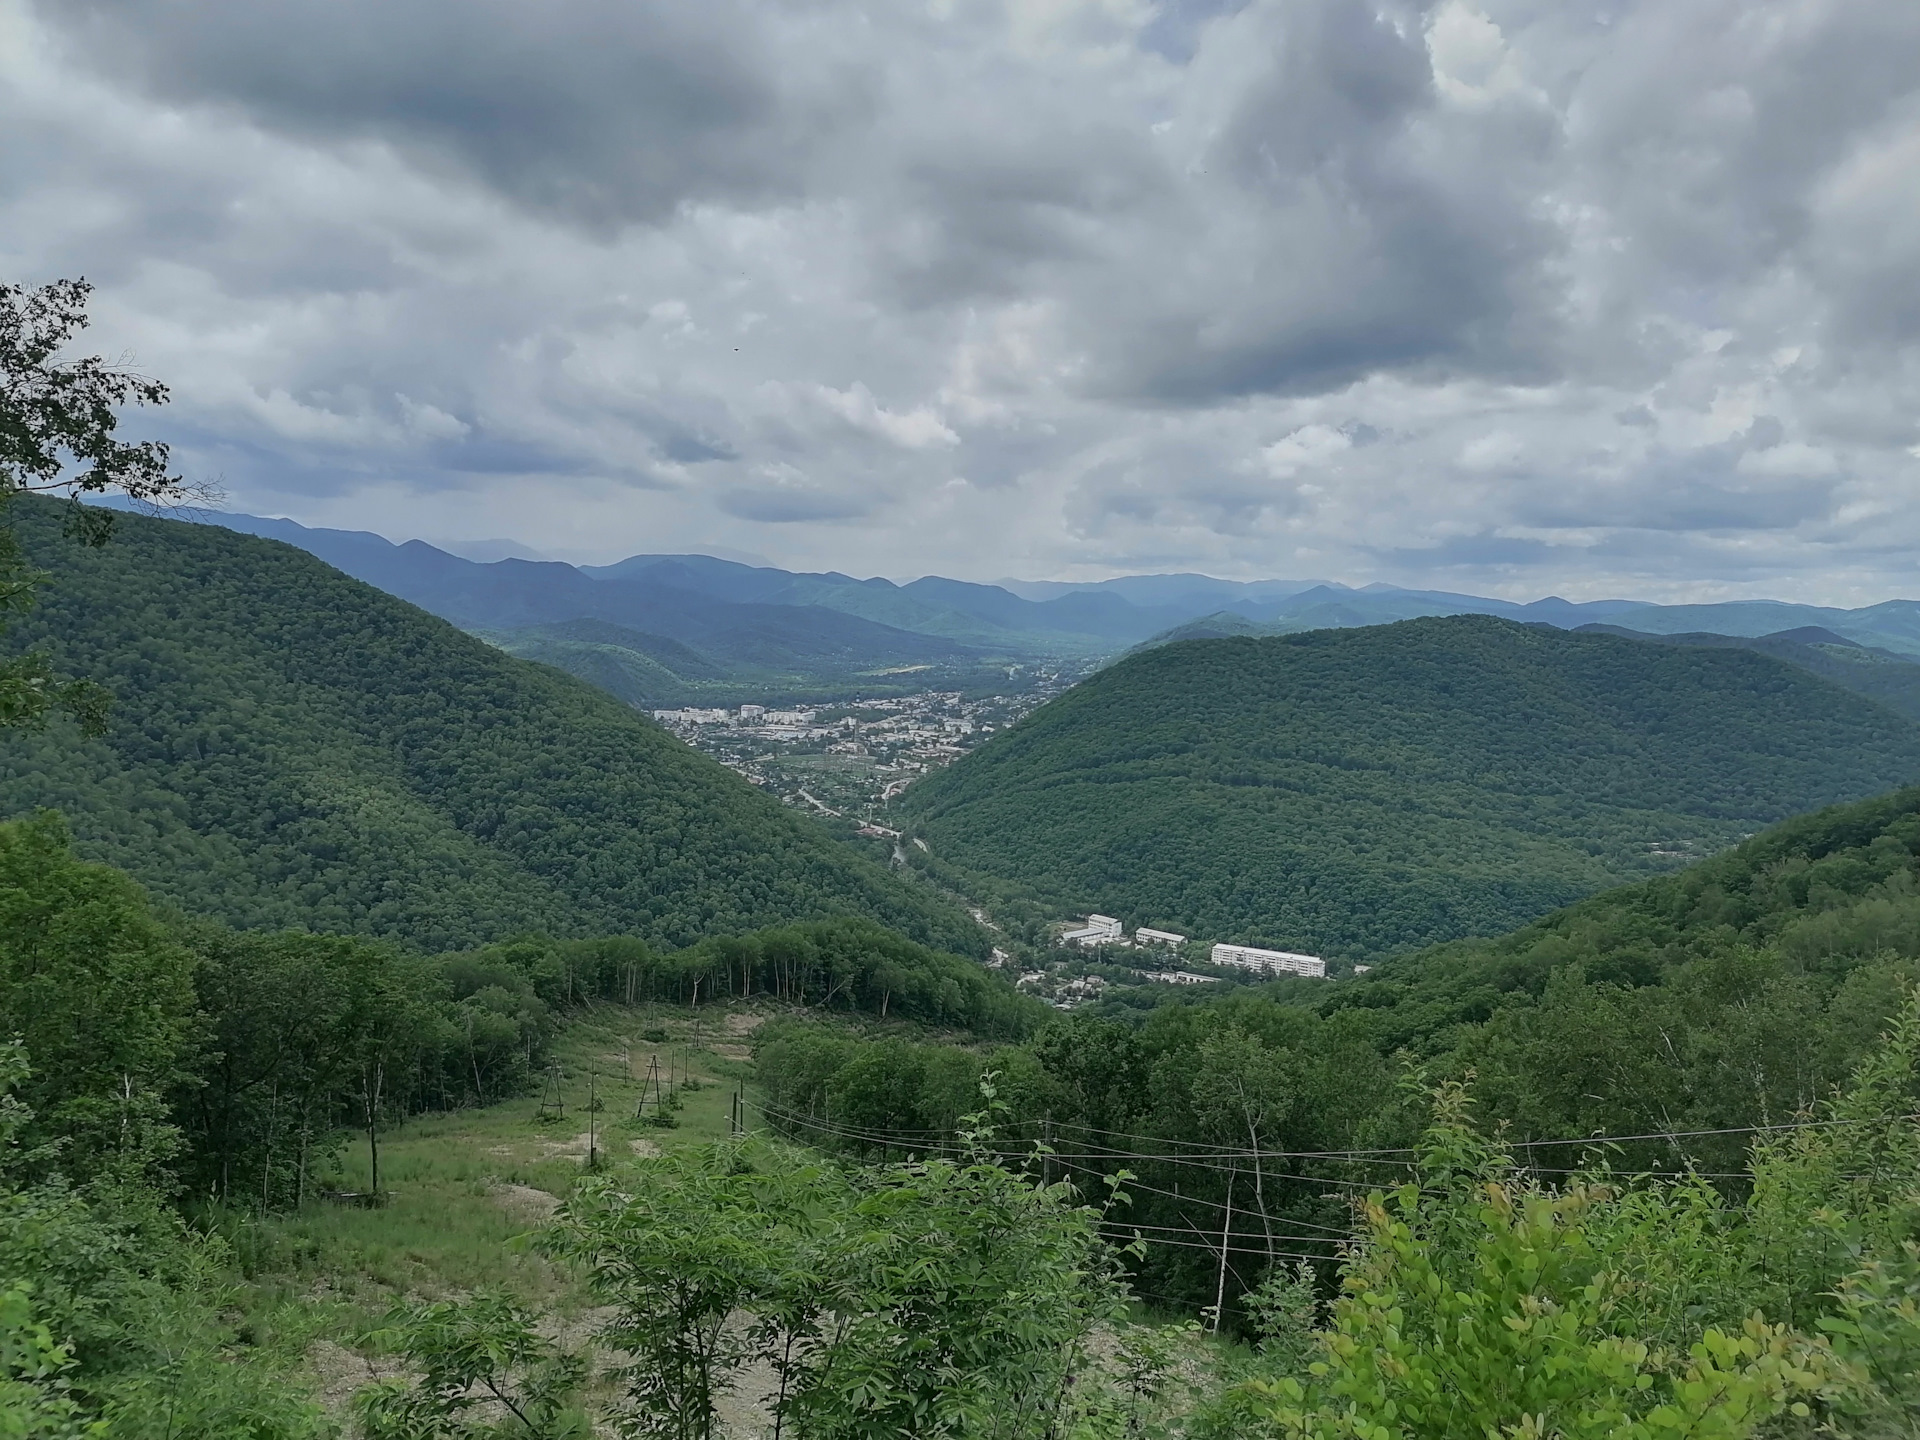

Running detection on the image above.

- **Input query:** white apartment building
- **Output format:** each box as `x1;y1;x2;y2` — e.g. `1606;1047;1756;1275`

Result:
1134;927;1186;946
1210;943;1327;979
737;704;766;721
1060;914;1124;947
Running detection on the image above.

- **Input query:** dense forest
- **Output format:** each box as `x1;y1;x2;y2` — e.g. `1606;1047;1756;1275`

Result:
902;617;1920;956
760;783;1920;1332
11;791;1920;1435
0;497;982;955
1575;622;1920;722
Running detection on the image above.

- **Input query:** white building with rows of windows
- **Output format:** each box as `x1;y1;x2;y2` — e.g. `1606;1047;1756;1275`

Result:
1209;943;1326;979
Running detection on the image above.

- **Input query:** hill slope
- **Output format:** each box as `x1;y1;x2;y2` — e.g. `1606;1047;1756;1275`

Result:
0;499;982;954
1334;782;1920;1048
1571;623;1920;722
900;616;1920;956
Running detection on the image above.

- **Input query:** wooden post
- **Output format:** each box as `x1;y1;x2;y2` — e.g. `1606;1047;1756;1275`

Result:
588;1072;598;1170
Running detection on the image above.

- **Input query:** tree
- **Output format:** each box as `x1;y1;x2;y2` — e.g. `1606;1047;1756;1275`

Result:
547;1144;819;1440
1;277;182;732
0;813;195;1185
355;1293;588;1440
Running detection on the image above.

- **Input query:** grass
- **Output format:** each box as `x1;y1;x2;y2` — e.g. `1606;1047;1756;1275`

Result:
229;999;768;1425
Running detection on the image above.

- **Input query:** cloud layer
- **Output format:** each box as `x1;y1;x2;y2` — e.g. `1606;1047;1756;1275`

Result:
5;0;1919;598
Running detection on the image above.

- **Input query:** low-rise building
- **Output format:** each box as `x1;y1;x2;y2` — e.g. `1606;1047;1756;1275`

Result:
1144;971;1220;985
1134;926;1186;946
1061;914;1125;947
1210;943;1326;979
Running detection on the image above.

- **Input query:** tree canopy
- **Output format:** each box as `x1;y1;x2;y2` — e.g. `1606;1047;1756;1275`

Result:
0;496;984;954
903;617;1920;956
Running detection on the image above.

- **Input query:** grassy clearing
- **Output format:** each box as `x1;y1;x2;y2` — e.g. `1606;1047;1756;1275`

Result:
229;1000;765;1426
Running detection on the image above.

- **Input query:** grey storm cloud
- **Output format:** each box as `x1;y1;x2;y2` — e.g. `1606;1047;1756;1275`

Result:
5;0;1920;598
45;0;875;230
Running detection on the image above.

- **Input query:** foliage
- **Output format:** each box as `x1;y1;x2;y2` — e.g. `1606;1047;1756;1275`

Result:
903;619;1920;956
548;1095;1136;1440
0;1283;101;1440
1;277;182;735
0;812;194;1184
777;1096;1135;1440
546;1144;828;1440
764;787;1920;1320
0;1042;326;1438
0;494;984;954
357;1292;588;1439
1241;1083;1841;1439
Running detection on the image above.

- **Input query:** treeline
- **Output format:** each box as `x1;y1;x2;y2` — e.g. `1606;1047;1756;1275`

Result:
3;810;1033;1208
758;784;1920;1323
0;808;1028;1433
365;1001;1920;1439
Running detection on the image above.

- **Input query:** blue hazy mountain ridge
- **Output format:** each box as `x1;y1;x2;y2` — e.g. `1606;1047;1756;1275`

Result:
583;554;1195;645
996;573;1330;607
175;511;984;672
175;509;1920;683
1131;589;1920;659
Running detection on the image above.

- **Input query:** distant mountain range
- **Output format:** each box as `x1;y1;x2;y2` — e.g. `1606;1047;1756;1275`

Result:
143;507;1920;706
1126;588;1920;656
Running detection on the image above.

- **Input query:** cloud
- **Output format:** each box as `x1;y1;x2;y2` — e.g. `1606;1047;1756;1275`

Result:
806;383;960;450
2;0;1918;601
1262;424;1353;477
42;0;875;231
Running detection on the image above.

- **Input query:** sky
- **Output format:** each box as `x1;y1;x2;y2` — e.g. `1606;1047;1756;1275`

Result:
5;0;1920;600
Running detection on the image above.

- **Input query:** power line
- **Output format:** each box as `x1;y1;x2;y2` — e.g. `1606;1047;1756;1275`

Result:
762;1099;1879;1167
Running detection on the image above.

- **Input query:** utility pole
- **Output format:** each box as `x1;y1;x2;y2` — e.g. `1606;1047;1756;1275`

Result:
537;1063;566;1121
588;1071;599;1170
635;1055;664;1121
1212;1166;1236;1335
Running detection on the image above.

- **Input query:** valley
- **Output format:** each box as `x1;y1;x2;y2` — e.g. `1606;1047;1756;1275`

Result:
651;677;1080;818
7;495;1920;1436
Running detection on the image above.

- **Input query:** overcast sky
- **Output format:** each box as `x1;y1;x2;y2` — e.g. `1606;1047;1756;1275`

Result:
6;0;1919;598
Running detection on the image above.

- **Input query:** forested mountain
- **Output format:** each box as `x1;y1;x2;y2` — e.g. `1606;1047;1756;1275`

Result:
0;498;983;953
1570;623;1920;721
900;617;1920;956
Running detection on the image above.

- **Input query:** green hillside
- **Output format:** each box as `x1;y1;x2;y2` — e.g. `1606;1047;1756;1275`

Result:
0;499;982;954
1575;623;1920;721
900;616;1920;956
1335;782;1920;1051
